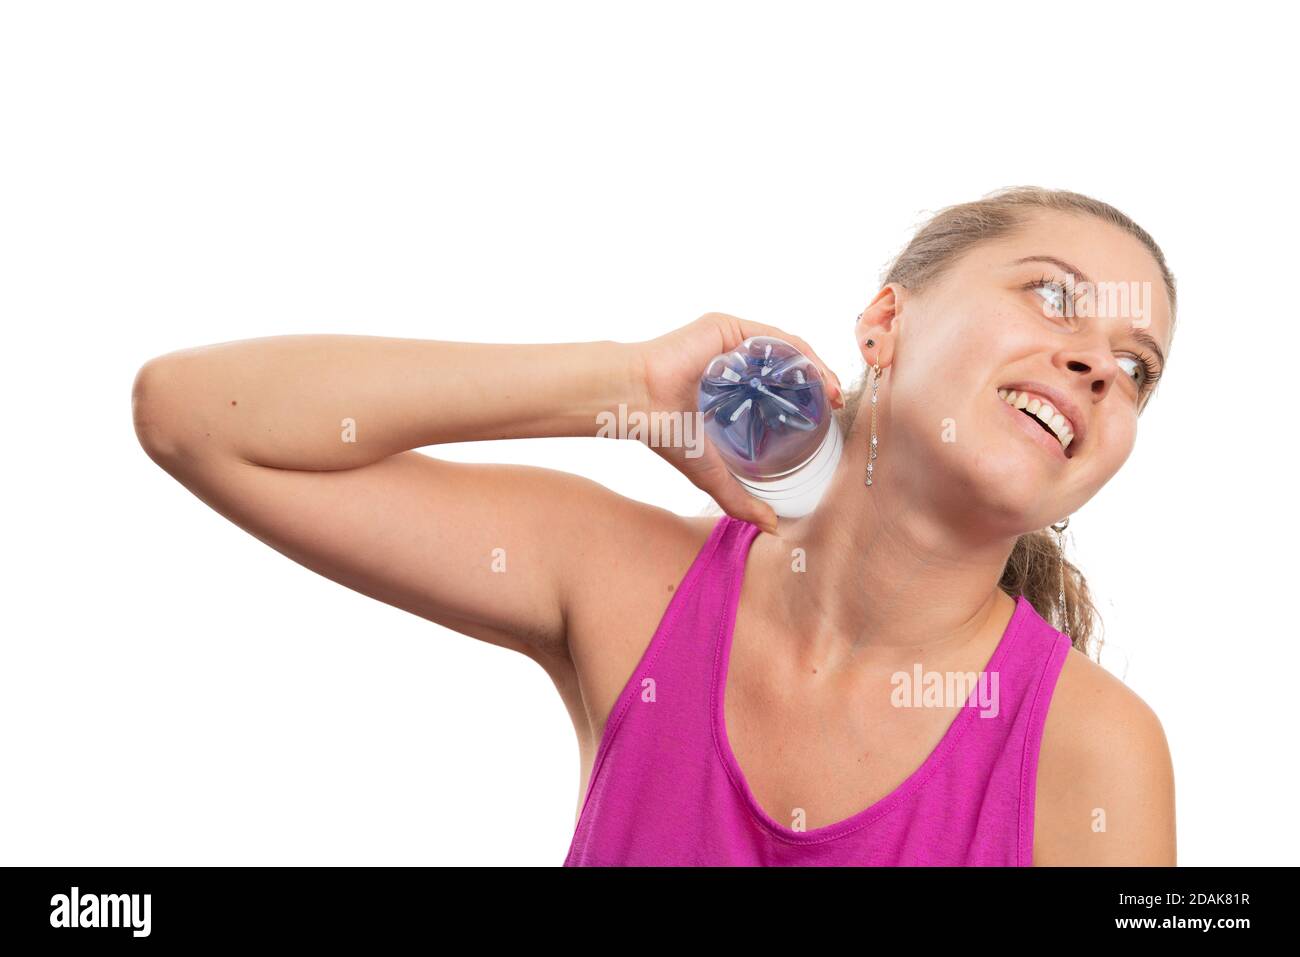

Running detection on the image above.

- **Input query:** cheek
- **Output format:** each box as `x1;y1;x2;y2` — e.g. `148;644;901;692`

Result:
925;303;1035;394
895;319;990;403
888;376;984;468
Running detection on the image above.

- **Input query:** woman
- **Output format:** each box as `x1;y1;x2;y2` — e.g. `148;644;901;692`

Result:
131;186;1177;866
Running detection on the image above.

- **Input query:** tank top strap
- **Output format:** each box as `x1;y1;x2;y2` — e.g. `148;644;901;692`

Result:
564;512;756;865
622;513;759;728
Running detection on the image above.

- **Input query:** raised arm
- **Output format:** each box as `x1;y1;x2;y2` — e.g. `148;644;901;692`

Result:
130;334;648;664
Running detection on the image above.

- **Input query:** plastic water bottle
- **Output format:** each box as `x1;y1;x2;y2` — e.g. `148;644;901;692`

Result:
697;336;843;518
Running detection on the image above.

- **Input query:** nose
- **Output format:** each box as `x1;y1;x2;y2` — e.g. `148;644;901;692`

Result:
1058;345;1121;401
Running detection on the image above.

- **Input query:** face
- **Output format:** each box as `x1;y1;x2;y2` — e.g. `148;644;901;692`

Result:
855;210;1173;535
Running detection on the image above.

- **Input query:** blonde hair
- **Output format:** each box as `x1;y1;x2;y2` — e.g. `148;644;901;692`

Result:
835;186;1179;659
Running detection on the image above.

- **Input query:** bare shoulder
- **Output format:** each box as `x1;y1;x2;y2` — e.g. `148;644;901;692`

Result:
1033;646;1177;865
1047;648;1169;746
562;503;720;747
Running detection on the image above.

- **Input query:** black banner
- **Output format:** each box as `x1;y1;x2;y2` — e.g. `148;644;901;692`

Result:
0;865;1282;944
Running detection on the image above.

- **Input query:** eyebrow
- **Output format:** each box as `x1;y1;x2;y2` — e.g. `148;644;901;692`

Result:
1009;255;1093;286
1009;254;1166;368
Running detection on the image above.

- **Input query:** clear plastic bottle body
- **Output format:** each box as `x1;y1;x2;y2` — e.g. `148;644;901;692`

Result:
697;336;843;517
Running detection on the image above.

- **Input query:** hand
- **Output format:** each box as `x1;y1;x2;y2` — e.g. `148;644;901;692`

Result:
630;312;844;535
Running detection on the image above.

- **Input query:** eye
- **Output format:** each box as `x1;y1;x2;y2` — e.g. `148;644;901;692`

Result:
1031;279;1067;315
1022;275;1079;319
1117;353;1160;393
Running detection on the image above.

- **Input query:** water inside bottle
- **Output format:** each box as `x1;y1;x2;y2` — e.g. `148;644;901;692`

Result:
697;336;832;482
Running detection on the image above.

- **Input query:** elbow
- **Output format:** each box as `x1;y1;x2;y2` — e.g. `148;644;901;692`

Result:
131;354;192;466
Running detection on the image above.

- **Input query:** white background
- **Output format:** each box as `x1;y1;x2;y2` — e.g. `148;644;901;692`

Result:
2;1;1295;866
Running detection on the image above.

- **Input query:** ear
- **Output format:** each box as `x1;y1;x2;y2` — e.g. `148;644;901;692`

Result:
854;283;902;369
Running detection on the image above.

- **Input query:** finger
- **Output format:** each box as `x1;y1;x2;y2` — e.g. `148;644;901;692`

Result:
782;334;842;401
693;459;779;535
716;486;779;536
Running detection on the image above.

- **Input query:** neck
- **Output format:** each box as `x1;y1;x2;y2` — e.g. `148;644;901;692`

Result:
753;407;1019;673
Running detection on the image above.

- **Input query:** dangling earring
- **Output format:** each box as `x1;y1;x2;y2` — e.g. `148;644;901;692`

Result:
864;339;881;487
1050;517;1070;638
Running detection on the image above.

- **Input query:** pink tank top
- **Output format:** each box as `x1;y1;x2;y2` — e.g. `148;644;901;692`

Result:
564;513;1073;866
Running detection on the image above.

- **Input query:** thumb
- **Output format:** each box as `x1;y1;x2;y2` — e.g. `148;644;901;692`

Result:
707;471;780;535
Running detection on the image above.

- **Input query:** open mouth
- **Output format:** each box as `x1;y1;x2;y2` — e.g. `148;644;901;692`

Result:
997;388;1076;457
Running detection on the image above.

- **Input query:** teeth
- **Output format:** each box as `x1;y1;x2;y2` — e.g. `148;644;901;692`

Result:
998;389;1075;453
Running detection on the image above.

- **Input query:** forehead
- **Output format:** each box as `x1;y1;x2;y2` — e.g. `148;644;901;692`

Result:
965;209;1174;351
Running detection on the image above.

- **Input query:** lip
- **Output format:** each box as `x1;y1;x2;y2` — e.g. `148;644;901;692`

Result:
996;380;1087;457
997;394;1070;462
